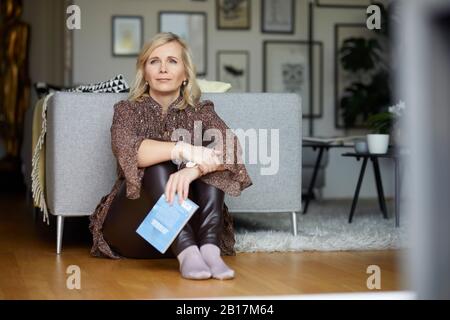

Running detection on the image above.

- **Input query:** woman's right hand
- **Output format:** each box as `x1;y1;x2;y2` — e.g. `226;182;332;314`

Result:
172;141;222;166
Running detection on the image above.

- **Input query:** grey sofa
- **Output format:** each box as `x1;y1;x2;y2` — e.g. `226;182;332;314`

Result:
45;92;302;254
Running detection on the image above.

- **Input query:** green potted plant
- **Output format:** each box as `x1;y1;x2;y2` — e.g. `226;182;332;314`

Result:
366;101;404;153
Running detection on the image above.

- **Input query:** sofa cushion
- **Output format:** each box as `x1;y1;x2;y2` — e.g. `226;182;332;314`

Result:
197;79;231;92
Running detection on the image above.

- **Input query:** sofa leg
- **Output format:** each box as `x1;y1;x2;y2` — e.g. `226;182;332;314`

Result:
291;212;298;236
56;216;64;255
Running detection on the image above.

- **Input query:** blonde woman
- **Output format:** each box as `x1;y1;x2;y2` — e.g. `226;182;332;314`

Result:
89;32;252;280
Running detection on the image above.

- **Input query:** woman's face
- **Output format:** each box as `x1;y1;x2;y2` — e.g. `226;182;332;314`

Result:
144;41;187;97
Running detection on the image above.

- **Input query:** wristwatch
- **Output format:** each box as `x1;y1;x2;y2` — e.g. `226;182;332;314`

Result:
185;161;206;176
185;161;197;168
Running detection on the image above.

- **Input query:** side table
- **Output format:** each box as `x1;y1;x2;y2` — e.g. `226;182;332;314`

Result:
302;141;353;214
342;151;401;227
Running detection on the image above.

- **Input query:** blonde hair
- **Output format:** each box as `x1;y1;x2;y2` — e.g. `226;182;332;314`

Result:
128;32;201;110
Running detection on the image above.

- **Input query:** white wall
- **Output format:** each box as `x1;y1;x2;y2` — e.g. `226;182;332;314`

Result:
71;0;394;199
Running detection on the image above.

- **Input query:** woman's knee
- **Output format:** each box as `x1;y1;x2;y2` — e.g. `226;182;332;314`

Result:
191;179;225;210
142;161;178;194
190;179;224;224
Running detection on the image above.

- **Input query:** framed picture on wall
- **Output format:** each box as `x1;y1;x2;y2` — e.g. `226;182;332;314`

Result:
112;16;143;57
158;11;207;76
334;23;384;128
217;51;249;92
263;41;324;118
216;0;251;30
261;0;295;34
316;0;372;8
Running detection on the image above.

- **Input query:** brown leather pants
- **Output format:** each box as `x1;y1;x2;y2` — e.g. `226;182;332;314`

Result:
102;161;225;259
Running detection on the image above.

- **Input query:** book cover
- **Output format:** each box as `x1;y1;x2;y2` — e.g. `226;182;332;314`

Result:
136;194;199;254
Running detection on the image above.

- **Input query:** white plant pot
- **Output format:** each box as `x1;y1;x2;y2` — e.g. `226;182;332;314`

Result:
367;134;389;154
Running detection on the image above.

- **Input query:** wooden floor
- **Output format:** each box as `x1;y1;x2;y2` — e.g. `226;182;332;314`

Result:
0;191;405;299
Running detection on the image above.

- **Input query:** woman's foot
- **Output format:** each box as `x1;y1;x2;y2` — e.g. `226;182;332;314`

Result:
177;245;211;280
200;244;235;280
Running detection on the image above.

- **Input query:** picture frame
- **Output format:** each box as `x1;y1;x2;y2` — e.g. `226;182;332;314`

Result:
334;23;381;128
263;40;324;118
112;16;143;57
216;0;251;30
316;0;372;9
217;51;249;92
261;0;295;34
158;12;207;76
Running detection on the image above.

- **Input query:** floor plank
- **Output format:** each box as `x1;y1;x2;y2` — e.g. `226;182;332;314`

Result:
0;191;405;299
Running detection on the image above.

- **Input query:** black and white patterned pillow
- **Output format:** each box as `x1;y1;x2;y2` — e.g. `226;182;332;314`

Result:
67;74;130;93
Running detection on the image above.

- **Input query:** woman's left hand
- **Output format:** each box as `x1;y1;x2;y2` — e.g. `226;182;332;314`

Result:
164;167;201;205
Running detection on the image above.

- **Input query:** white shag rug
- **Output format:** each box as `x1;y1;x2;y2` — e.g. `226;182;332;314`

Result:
233;199;408;253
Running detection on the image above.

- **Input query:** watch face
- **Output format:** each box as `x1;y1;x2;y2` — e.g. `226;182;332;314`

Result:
186;161;196;168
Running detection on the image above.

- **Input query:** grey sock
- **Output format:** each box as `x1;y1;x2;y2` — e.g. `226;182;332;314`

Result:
177;245;211;280
200;244;235;280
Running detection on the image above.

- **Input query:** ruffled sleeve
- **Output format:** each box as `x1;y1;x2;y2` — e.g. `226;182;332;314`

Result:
196;100;253;196
110;100;146;199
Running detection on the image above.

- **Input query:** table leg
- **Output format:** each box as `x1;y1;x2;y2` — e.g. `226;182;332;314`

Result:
349;157;368;223
372;157;389;219
303;146;325;214
395;157;400;227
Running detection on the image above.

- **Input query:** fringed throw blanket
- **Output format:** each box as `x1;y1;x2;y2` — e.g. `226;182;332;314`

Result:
30;75;130;224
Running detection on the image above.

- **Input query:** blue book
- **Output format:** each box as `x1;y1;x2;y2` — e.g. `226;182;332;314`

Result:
136;194;199;254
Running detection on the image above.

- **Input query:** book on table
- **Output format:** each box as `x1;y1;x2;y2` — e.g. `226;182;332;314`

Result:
302;135;365;145
136;193;199;254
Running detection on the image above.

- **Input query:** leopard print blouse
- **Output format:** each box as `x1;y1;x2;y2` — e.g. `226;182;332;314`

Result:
89;94;253;259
